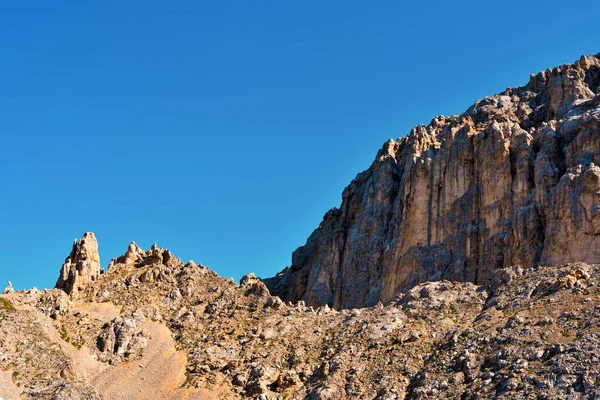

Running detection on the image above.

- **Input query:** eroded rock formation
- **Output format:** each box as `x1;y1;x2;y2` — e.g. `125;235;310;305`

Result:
265;54;600;309
97;316;149;364
55;232;101;294
3;281;14;294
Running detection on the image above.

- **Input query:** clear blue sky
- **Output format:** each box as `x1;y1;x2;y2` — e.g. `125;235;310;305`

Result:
1;1;599;290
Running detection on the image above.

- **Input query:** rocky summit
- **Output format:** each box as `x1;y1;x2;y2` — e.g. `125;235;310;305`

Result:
55;232;102;295
1;54;600;400
264;53;600;310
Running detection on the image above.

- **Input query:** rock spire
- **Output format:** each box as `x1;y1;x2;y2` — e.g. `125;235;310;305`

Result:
55;232;101;294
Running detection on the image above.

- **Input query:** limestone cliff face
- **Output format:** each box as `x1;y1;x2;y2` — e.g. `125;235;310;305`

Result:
265;54;600;309
55;232;101;294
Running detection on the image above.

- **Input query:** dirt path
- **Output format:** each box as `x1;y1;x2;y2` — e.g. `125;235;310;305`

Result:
77;302;120;320
0;370;22;400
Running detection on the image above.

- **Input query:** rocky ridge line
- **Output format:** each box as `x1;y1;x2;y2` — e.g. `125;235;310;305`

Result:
2;233;600;399
264;53;600;309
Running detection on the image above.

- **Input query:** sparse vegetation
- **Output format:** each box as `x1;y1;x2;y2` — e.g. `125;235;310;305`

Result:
59;325;69;342
179;371;194;388
0;297;16;311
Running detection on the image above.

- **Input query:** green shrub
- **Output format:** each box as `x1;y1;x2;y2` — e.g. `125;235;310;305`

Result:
0;297;16;311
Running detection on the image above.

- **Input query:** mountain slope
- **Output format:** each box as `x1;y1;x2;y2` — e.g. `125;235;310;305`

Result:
264;54;600;309
2;236;600;399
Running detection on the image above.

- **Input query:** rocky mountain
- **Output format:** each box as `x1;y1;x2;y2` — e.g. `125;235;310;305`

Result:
2;235;600;399
1;54;600;400
264;54;600;309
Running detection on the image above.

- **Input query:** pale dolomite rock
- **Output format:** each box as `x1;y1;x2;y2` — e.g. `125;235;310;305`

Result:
3;281;14;294
264;53;600;309
55;232;101;294
240;273;260;286
120;241;145;265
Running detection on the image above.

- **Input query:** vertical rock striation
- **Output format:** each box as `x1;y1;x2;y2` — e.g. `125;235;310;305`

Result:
265;54;600;309
55;232;101;294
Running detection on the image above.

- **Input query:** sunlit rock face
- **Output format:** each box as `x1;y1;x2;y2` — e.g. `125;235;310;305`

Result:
56;232;102;294
265;54;600;309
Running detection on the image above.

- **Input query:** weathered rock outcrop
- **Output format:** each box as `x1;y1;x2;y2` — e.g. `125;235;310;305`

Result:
107;241;181;275
265;54;600;309
55;232;101;294
97;316;149;364
3;281;14;294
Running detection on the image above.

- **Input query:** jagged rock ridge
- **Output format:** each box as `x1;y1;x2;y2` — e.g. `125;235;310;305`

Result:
264;54;600;309
3;234;600;399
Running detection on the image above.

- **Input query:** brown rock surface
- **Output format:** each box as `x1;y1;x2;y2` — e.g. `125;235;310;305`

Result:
4;234;600;398
264;53;600;309
55;232;102;294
